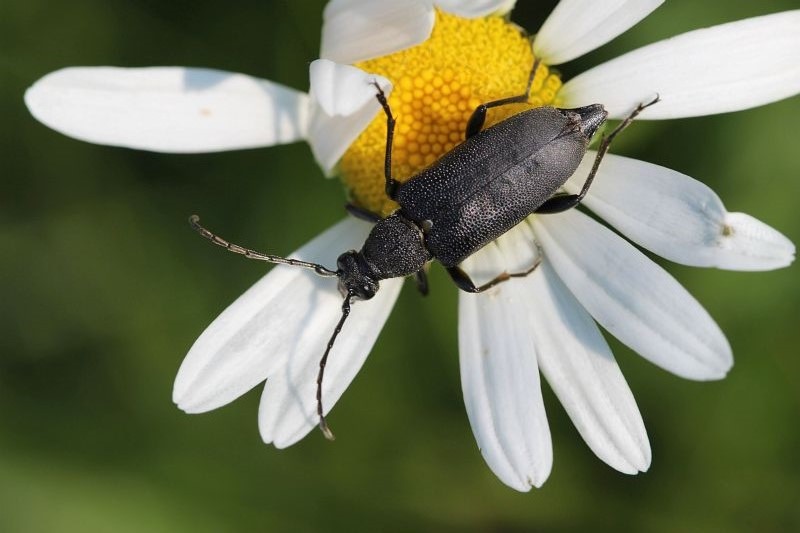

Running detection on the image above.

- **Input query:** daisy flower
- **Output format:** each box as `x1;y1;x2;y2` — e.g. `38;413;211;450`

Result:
24;0;799;491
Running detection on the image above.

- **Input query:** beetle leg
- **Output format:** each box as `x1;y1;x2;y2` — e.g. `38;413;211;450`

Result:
373;83;401;200
536;95;661;214
447;258;541;293
414;269;430;296
465;57;541;139
345;202;382;223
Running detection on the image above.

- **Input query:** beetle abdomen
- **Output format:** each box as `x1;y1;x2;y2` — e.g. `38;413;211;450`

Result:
427;136;585;266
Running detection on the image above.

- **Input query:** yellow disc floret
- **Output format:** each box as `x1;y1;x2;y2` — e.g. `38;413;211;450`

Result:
338;9;562;216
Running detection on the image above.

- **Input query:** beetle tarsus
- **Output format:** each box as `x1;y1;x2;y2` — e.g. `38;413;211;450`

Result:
319;417;336;441
447;258;542;293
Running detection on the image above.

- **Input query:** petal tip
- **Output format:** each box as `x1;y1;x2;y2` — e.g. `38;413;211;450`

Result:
175;401;200;414
527;470;550;489
634;446;652;474
174;392;215;414
698;358;733;381
24;73;62;129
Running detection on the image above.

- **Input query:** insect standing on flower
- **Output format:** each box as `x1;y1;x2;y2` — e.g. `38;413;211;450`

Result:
190;58;659;439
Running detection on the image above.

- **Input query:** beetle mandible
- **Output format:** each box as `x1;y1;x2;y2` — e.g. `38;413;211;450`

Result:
190;58;659;439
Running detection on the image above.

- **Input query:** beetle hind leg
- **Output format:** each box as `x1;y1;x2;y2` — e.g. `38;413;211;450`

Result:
536;95;661;215
447;258;541;293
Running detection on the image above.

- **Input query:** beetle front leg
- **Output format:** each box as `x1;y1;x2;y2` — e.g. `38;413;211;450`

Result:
373;83;401;200
536;95;661;214
345;202;382;223
465;57;541;139
447;258;541;293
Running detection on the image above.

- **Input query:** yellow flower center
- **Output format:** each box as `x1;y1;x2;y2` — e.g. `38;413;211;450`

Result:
338;10;562;216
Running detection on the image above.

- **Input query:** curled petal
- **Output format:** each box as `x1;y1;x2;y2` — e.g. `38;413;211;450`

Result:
534;0;663;65
565;153;795;270
533;210;733;381
258;278;403;448
307;61;392;174
25;67;309;152
310;60;391;117
527;260;650;474
173;218;372;414
321;0;435;64
560;10;800;118
458;242;552;491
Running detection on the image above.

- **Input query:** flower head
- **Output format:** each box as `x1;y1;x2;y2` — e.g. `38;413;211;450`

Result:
25;0;799;491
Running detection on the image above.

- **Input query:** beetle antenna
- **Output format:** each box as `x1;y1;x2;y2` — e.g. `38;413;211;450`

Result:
316;292;354;441
189;215;338;277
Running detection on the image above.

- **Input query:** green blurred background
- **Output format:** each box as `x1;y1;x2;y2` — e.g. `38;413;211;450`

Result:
2;1;799;531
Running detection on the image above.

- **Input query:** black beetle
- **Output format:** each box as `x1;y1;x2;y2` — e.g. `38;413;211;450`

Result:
190;58;658;439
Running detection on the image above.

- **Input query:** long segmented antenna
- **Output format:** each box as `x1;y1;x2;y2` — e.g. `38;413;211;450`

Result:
316;293;353;441
189;215;338;277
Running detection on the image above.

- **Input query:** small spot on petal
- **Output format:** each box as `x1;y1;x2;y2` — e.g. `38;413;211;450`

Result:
722;224;734;237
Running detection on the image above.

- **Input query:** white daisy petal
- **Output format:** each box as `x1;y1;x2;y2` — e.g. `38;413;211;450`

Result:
533;210;732;381
309;60;391;117
560;10;800;118
435;0;516;18
565;153;795;270
713;213;796;271
25;67;309;152
527;259;650;474
307;62;392;174
459;223;540;287
173;218;372;414
458;243;552;491
534;0;664;65
321;0;435;64
258;277;403;448
493;222;542;273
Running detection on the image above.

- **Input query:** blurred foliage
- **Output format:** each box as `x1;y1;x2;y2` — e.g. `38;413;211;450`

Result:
2;1;799;532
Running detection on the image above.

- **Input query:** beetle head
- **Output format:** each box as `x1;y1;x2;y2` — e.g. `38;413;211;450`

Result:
559;104;608;139
336;250;380;300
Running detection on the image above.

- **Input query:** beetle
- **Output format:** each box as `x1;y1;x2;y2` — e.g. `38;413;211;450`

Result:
190;58;659;439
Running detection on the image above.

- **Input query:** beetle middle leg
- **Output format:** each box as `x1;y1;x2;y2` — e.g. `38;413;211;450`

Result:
372;83;401;200
465;57;542;139
447;258;541;293
536;95;661;214
414;269;429;296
